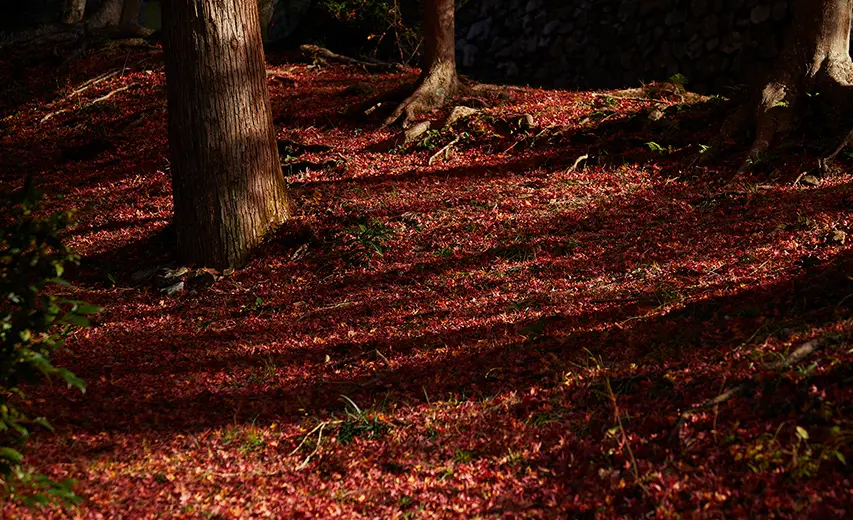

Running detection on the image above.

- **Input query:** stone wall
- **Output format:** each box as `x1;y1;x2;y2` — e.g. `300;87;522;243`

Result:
456;0;792;93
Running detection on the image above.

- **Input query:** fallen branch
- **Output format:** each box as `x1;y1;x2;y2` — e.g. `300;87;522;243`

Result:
40;82;139;124
428;135;461;165
83;82;138;107
592;92;660;103
299;44;406;73
288;420;343;470
70;69;120;97
298;300;357;320
672;337;835;438
565;154;589;174
40;108;70;124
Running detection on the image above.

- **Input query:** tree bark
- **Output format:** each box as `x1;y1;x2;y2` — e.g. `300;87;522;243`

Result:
62;0;87;25
119;0;145;28
384;0;458;126
719;0;853;170
86;0;124;29
163;0;292;269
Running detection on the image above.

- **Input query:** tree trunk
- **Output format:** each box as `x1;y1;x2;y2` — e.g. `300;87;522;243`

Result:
384;0;458;126
258;0;275;42
163;0;292;269
720;0;853;170
61;0;87;25
119;0;144;28
86;0;124;29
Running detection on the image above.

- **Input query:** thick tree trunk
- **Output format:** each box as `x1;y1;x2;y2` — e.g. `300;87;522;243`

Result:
721;0;853;170
86;0;124;29
86;0;147;31
119;0;144;28
61;0;87;25
163;0;292;269
384;0;458;126
258;0;275;42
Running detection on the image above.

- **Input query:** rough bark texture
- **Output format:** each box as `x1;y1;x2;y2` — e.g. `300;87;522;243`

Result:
163;0;291;269
723;0;853;170
384;0;458;126
62;0;87;25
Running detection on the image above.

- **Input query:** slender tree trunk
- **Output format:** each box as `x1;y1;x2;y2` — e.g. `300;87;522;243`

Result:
384;0;458;126
163;0;291;268
62;0;87;25
719;0;853;170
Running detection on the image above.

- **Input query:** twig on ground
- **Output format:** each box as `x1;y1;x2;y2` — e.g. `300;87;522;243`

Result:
290;420;343;470
604;375;646;493
84;82;138;107
41;82;139;124
299;45;406;73
592;92;660;103
672;337;836;439
298;300;357;320
70;69;120;97
428;135;461;165
566;154;589;174
40;108;70;124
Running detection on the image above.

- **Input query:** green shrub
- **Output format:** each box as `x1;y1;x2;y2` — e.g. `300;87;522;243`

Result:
0;179;99;507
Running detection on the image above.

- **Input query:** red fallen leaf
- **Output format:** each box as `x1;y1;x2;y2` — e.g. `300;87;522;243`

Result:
2;42;852;520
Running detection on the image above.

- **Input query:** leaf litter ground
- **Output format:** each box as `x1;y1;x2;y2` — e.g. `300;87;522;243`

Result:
2;42;853;518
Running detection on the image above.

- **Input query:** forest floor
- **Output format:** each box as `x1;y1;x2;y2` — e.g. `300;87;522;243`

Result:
2;39;853;518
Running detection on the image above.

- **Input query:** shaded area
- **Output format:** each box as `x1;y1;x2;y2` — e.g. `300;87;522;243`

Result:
1;44;853;518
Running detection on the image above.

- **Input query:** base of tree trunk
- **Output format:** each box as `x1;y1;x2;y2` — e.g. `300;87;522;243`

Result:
382;61;458;127
709;0;853;173
715;58;853;173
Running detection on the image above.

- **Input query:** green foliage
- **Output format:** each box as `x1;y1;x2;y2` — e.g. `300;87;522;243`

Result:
668;73;688;89
415;129;444;151
343;219;395;261
645;141;667;154
336;395;389;445
0;179;99;507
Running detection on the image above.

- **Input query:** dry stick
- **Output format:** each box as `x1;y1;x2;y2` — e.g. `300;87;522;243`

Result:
83;82;138;107
41;82;139;124
70;69;120;97
296;422;330;470
604;375;646;493
566;154;589;174
298;44;405;73
40;108;70;124
592;92;660;103
428;135;461;165
672;337;832;438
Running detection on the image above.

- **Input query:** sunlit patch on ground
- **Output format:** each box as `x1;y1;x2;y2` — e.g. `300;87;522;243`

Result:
2;43;853;518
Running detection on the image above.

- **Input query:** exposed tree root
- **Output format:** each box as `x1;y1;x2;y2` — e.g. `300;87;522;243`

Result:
706;64;853;174
382;61;458;127
706;0;853;173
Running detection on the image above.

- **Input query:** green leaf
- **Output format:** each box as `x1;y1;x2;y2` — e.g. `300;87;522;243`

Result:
57;369;86;393
73;303;102;315
836;452;847;465
61;314;90;327
0;447;23;463
32;417;54;432
795;425;809;441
